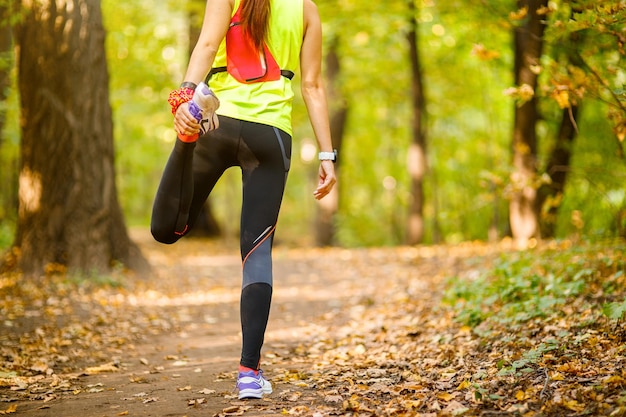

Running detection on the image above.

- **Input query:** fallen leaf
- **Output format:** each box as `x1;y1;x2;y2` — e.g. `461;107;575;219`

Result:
563;399;585;412
550;372;565;381
437;392;456;402
324;394;342;403
84;362;119;375
198;388;216;394
457;380;471;390
129;375;147;383
0;404;17;414
443;400;469;415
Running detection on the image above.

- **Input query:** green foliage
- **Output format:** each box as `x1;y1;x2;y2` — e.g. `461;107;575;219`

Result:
2;0;624;250
602;296;626;320
554;103;626;238
65;263;125;288
497;341;558;376
96;0;626;246
103;0;189;226
546;6;625;169
444;241;626;327
0;60;19;246
312;0;517;245
64;0;626;245
0;219;12;248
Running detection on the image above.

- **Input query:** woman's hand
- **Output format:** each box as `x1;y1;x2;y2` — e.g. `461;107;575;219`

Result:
314;160;337;200
174;102;201;137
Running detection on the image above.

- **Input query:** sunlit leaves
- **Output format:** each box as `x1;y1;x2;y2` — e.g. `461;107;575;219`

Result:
504;84;536;106
541;0;626;143
471;44;501;62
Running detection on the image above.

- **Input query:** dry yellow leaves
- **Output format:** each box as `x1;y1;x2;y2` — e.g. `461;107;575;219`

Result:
457;380;471;390
0;404;17;415
510;7;528;20
84;362;119;375
437;392;456;402
562;399;586;412
550;371;565;381
2;241;625;416
471;44;500;61
552;88;571;109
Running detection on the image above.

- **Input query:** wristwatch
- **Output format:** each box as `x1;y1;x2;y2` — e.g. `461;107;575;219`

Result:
318;149;338;163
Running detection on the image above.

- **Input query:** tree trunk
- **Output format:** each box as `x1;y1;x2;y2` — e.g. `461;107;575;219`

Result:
537;11;584;239
315;37;346;246
538;105;578;237
406;0;427;245
509;0;548;248
11;0;148;276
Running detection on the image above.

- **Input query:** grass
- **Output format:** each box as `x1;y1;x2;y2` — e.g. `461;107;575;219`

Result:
444;239;626;328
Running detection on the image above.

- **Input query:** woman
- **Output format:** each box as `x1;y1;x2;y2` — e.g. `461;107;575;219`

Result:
151;0;336;400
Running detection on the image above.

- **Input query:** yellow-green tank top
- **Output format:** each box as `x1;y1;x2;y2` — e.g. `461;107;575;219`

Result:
210;0;304;135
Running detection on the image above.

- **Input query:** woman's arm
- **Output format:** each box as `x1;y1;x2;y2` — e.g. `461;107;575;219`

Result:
301;0;336;200
174;0;233;136
184;0;233;83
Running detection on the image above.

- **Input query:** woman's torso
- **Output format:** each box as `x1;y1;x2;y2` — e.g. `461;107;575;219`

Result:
209;0;304;135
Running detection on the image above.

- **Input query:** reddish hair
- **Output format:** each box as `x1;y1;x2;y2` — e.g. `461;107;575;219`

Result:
240;0;270;52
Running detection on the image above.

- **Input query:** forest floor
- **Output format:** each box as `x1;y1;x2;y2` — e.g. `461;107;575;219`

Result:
1;230;625;417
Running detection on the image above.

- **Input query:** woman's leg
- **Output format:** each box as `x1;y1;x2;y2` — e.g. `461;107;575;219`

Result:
150;139;197;243
237;122;292;370
150;117;241;244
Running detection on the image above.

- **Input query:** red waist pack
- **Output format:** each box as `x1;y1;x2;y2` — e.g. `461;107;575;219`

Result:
225;2;281;84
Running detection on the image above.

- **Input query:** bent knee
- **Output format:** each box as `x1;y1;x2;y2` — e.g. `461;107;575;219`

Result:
150;225;180;244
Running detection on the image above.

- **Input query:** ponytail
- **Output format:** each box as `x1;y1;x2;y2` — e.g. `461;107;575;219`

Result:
240;0;270;52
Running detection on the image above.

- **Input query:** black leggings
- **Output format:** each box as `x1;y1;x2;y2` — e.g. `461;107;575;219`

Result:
151;115;292;369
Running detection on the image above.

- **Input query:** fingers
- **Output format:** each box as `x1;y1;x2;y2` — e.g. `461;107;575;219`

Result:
314;186;330;200
174;103;201;136
314;162;336;200
314;179;336;200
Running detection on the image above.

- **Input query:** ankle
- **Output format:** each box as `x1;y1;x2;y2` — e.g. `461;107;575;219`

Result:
239;365;258;374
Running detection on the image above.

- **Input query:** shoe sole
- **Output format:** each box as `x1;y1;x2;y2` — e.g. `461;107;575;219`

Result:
238;388;264;399
237;383;272;399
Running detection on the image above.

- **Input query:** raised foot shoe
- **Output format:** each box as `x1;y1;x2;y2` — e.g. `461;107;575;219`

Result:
237;369;273;399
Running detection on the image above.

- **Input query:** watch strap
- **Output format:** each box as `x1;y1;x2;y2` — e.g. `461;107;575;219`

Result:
318;150;337;161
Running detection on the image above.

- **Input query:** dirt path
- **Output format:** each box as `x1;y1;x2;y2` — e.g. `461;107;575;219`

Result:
2;230;486;417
